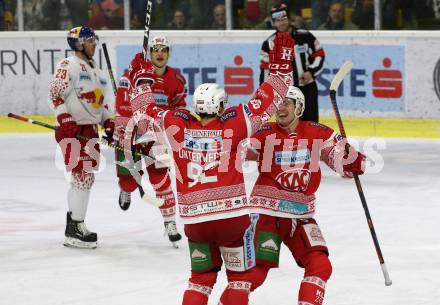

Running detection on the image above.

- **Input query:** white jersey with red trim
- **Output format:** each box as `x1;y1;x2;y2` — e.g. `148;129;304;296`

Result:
249;120;358;219
48;55;112;125
130;74;290;224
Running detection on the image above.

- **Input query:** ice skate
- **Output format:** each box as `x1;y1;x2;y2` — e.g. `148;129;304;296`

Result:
64;212;97;249
164;220;182;248
119;190;131;210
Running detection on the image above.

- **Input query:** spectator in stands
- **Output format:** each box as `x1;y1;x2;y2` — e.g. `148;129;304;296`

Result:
289;11;308;29
66;0;89;28
244;0;283;29
0;0;13;31
21;0;63;30
311;0;333;29
168;10;189;30
318;1;359;30
88;0;123;30
211;3;226;29
352;0;374;29
189;0;225;29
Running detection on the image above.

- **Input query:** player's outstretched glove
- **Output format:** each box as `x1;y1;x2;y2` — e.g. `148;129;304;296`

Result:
269;32;295;75
103;119;115;143
343;151;366;176
57;113;79;139
128;53;155;88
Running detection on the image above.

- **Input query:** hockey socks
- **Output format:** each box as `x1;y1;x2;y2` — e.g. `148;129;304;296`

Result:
298;252;332;305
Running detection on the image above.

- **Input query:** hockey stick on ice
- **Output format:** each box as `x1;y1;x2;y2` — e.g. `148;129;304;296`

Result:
101;44;162;208
7;113;164;207
329;61;392;286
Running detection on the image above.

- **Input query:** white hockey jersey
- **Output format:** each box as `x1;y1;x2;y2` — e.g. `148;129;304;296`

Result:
49;55;112;125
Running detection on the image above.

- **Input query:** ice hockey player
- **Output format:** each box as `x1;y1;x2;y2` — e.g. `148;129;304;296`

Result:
114;36;186;245
127;32;294;305
247;86;366;304
48;26;114;249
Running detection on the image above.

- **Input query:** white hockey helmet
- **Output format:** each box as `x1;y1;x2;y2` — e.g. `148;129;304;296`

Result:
193;83;228;115
285;86;305;117
150;35;171;52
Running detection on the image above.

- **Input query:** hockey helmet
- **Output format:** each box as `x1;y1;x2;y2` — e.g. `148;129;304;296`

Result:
285;86;305;117
67;26;98;51
150;35;171;53
193;83;228;115
271;3;289;21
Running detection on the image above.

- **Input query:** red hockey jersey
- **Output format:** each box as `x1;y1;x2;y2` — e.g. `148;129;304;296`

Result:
249;120;359;219
114;62;186;141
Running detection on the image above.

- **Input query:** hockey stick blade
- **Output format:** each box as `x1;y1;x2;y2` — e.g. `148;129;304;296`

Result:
137;184;164;207
330;61;353;91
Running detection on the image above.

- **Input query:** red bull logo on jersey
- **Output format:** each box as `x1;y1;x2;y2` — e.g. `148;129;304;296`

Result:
79;88;104;109
276;168;311;192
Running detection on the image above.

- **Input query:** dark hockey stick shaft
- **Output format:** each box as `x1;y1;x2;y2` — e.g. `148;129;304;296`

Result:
102;43;117;95
97;46;148;199
329;62;392;286
143;0;153;60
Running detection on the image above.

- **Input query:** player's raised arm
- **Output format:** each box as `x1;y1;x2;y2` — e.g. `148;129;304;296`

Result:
244;32;295;135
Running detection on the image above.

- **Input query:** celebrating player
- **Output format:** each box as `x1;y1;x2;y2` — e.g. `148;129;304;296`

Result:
48;26;114;249
114;36;186;244
127;32;294;305
247;86;366;304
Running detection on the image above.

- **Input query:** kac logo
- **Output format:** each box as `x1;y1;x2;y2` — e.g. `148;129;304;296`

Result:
275;168;311;192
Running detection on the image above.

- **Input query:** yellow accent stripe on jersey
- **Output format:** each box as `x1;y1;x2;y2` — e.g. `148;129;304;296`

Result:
1;115;440;138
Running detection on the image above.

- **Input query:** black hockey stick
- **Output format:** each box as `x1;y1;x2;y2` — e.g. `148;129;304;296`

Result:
7;113;164;207
143;0;153;60
329;61;392;286
101;43;157;207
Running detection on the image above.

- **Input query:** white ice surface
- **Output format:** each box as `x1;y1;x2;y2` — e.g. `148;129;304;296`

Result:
1;134;439;305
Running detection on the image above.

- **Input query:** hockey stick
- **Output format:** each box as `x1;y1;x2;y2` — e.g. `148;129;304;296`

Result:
101;43;160;207
7;113;164;207
329;61;392;286
143;0;153;60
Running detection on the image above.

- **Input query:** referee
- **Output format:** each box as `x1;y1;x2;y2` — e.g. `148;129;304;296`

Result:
259;4;325;122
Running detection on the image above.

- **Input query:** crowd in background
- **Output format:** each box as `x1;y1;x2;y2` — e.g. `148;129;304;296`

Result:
1;0;440;31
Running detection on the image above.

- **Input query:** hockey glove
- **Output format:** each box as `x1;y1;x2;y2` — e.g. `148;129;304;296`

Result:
343;151;366;176
128;53;155;88
269;32;295;75
57;113;79;139
103;119;115;143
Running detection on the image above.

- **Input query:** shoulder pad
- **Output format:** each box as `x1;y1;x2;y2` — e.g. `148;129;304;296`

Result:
172;110;190;121
220;109;237;123
175;71;186;85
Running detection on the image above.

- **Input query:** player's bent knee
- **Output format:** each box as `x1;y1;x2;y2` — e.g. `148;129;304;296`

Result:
249;265;270;291
189;270;218;287
302;251;332;281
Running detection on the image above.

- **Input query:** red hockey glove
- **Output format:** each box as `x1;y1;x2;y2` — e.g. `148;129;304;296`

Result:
343;151;366;176
128;53;155;88
269;32;294;75
103;119;115;143
57;113;79;139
